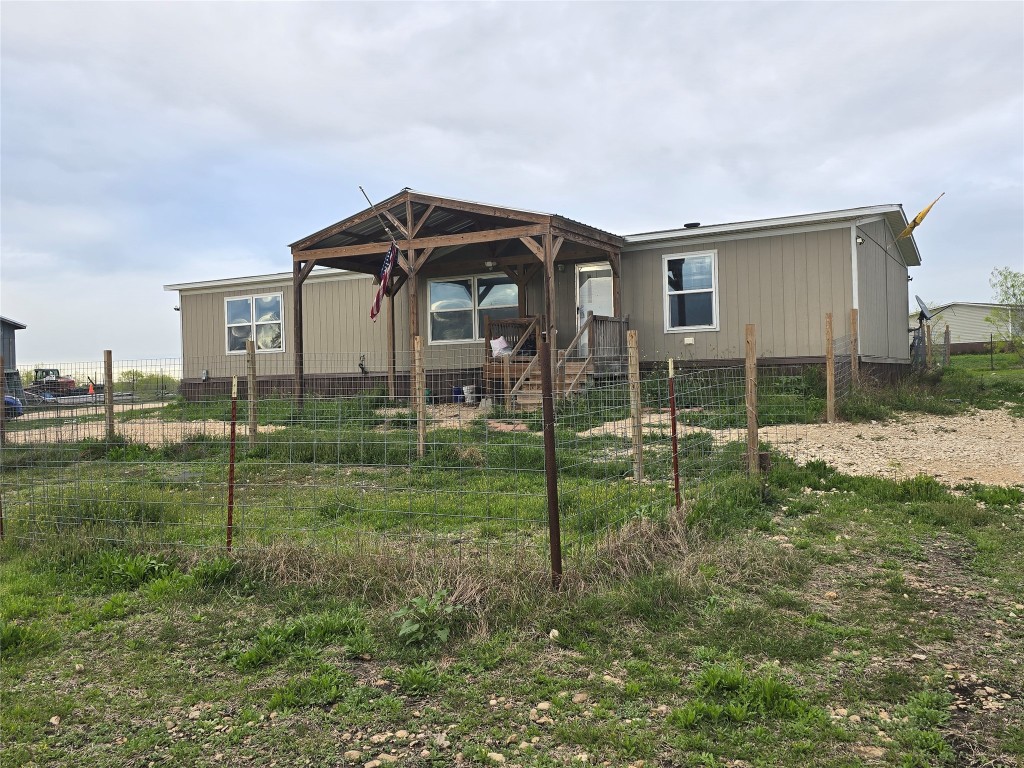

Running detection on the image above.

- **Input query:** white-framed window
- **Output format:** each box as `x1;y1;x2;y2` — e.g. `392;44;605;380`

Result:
664;251;718;332
428;275;519;343
225;293;284;354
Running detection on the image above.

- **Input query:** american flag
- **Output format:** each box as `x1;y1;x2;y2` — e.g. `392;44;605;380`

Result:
369;241;398;321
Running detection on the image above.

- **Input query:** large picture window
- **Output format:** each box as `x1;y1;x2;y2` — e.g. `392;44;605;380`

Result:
664;251;718;331
428;275;519;343
225;293;284;353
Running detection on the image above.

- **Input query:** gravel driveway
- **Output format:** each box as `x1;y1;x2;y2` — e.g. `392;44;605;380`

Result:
766;409;1023;487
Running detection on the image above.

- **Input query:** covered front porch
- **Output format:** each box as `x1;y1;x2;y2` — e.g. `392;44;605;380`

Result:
290;189;628;407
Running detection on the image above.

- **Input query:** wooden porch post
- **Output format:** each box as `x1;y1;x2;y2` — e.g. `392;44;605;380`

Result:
543;233;558;393
407;249;419;396
293;260;305;407
386;283;396;399
610;250;622;318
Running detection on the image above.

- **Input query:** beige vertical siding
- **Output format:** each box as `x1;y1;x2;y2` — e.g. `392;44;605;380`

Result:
856;219;910;361
620;226;853;361
178;272;401;378
926;305;1001;344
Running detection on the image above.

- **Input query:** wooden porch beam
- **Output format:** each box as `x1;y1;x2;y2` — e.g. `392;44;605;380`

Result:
388;271;409;297
551;217;625;248
297;258;318;284
519;236;545;261
411;204;435;238
550;225;622;254
295;224;547;261
407;192;549;224
384;210;409;239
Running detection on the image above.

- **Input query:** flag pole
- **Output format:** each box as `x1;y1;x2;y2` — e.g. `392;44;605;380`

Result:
359;186;404;256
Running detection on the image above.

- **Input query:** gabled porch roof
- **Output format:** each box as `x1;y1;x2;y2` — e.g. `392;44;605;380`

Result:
288;189;625;403
290;188;624;277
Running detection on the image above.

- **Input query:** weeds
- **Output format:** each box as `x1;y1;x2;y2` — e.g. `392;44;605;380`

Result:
393;589;456;649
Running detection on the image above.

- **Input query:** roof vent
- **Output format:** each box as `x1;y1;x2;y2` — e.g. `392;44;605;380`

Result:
684;222;701;229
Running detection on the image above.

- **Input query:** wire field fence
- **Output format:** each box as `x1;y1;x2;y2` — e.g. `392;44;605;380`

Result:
0;340;833;576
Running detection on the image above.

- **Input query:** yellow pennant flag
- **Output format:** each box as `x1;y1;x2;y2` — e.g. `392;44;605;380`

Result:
898;193;944;240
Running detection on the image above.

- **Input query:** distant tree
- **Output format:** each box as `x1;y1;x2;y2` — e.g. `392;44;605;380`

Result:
986;267;1024;360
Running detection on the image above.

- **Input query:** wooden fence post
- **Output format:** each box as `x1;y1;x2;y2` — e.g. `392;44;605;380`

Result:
850;308;859;386
925;323;933;368
627;329;643;483
104;350;115;441
745;324;759;476
943;324;951;367
414;335;426;458
667;357;682;510
538;331;563;590
227;377;237;554
825;315;835;423
246;339;257;449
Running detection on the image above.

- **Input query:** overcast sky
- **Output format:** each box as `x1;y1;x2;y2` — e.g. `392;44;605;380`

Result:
2;1;1021;363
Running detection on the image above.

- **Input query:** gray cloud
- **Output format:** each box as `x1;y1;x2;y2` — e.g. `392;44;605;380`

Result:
1;1;1021;361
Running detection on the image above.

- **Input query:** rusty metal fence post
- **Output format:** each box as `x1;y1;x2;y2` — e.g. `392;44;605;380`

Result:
538;331;563;590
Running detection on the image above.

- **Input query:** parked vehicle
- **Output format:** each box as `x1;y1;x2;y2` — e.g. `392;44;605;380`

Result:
3;394;23;418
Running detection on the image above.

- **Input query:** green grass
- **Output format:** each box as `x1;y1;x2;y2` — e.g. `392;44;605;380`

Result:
2;456;1021;766
839;353;1024;422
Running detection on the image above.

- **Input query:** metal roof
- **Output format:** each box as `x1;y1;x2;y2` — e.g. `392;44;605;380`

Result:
0;316;27;330
290;188;623;251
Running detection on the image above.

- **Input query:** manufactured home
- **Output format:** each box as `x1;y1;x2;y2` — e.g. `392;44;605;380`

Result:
909;302;1016;353
165;190;921;399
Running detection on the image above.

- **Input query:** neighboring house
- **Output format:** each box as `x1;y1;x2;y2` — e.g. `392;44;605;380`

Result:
165;191;921;398
910;302;1019;352
1;316;27;402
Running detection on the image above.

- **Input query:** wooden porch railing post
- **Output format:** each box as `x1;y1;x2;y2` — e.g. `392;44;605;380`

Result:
745;325;759;477
825;314;835;423
627;329;643;483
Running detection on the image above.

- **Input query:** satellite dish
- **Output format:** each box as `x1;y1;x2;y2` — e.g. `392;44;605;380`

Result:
915;295;933;321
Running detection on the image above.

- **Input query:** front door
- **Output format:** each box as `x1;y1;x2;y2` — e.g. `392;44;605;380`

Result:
576;263;614;355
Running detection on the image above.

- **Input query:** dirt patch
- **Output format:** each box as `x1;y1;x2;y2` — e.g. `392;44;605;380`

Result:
765;409;1024;487
6;418;281;448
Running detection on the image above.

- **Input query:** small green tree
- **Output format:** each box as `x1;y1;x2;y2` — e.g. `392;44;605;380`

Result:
985;267;1024;361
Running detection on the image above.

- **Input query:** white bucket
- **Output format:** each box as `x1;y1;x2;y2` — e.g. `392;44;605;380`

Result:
463;385;478;405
